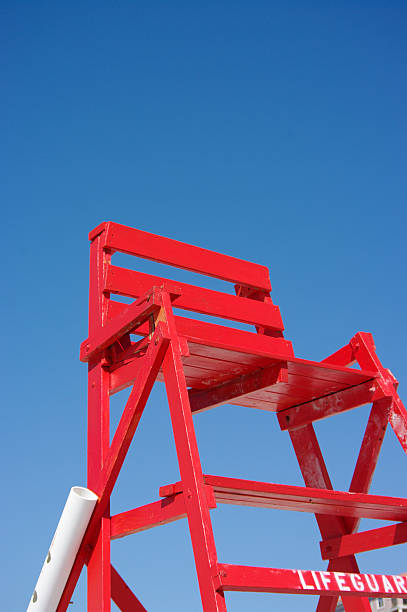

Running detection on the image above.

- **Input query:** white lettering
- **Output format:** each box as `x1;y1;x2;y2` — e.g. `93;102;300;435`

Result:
319;572;332;590
311;571;321;590
350;573;365;591
297;570;315;590
393;575;407;594
382;576;394;593
365;574;380;592
335;572;350;591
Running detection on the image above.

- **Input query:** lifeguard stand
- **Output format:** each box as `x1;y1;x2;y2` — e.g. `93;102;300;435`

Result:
57;221;407;611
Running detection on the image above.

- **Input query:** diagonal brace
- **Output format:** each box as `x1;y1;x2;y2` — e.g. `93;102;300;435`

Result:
80;286;180;362
56;324;169;612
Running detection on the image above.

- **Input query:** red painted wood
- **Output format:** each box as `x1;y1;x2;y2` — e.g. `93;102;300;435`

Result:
189;363;288;413
80;288;163;362
107;302;293;358
342;398;391;535
56;328;168;611
95;327;169;499
315;342;396;612
216;564;407;597
106;265;284;330
111;565;147;612
62;224;407;611
109;331;375;417
102;221;272;291
111;486;216;539
87;515;111;611
288;335;403;612
310;334;404;605
278;379;379;430
159;474;407;520
161;291;227;612
111;493;187;540
353;333;407;455
321;521;407;559
289;425;370;612
322;342;355;367
87;232;111;611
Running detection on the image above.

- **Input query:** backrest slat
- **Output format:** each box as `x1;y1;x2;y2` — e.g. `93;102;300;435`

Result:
104;222;271;291
106;265;284;330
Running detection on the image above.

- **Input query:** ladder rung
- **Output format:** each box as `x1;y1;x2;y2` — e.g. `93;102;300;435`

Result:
320;520;407;559
216;563;407;597
160;475;407;521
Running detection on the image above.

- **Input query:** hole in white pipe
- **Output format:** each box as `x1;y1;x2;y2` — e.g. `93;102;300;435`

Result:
46;551;51;563
71;486;98;501
32;590;38;603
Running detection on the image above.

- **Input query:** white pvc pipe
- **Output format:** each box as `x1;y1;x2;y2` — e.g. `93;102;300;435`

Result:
27;486;98;612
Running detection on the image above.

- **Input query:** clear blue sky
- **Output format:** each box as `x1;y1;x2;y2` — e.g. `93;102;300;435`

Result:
1;2;406;611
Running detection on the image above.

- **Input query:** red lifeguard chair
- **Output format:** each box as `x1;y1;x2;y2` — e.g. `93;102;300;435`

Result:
57;221;407;611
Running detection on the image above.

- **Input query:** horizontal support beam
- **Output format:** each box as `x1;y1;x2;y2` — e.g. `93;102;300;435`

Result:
320;521;407;560
101;221;272;291
277;379;379;431
189;363;288;413
111;486;216;539
160;475;407;521
111;494;186;539
106;265;284;330
216;563;407;597
80;287;166;362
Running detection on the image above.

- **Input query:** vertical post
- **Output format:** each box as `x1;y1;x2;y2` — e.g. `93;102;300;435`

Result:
161;293;227;612
87;230;111;611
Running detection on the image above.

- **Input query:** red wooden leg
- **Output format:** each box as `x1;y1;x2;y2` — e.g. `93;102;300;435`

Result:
87;514;111;611
87;362;111;611
289;425;370;612
343;398;391;534
87;231;111;611
161;288;226;612
163;348;227;612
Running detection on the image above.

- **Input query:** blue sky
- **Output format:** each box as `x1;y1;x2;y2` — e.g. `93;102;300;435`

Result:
1;2;406;611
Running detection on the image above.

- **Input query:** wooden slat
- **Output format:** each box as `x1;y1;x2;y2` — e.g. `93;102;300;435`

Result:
107;301;292;358
285;358;375;386
160;475;407;521
216;564;407;597
106;265;284;330
103;221;272;291
320;521;407;559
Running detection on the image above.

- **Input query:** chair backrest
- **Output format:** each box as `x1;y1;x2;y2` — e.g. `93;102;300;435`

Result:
91;221;285;336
